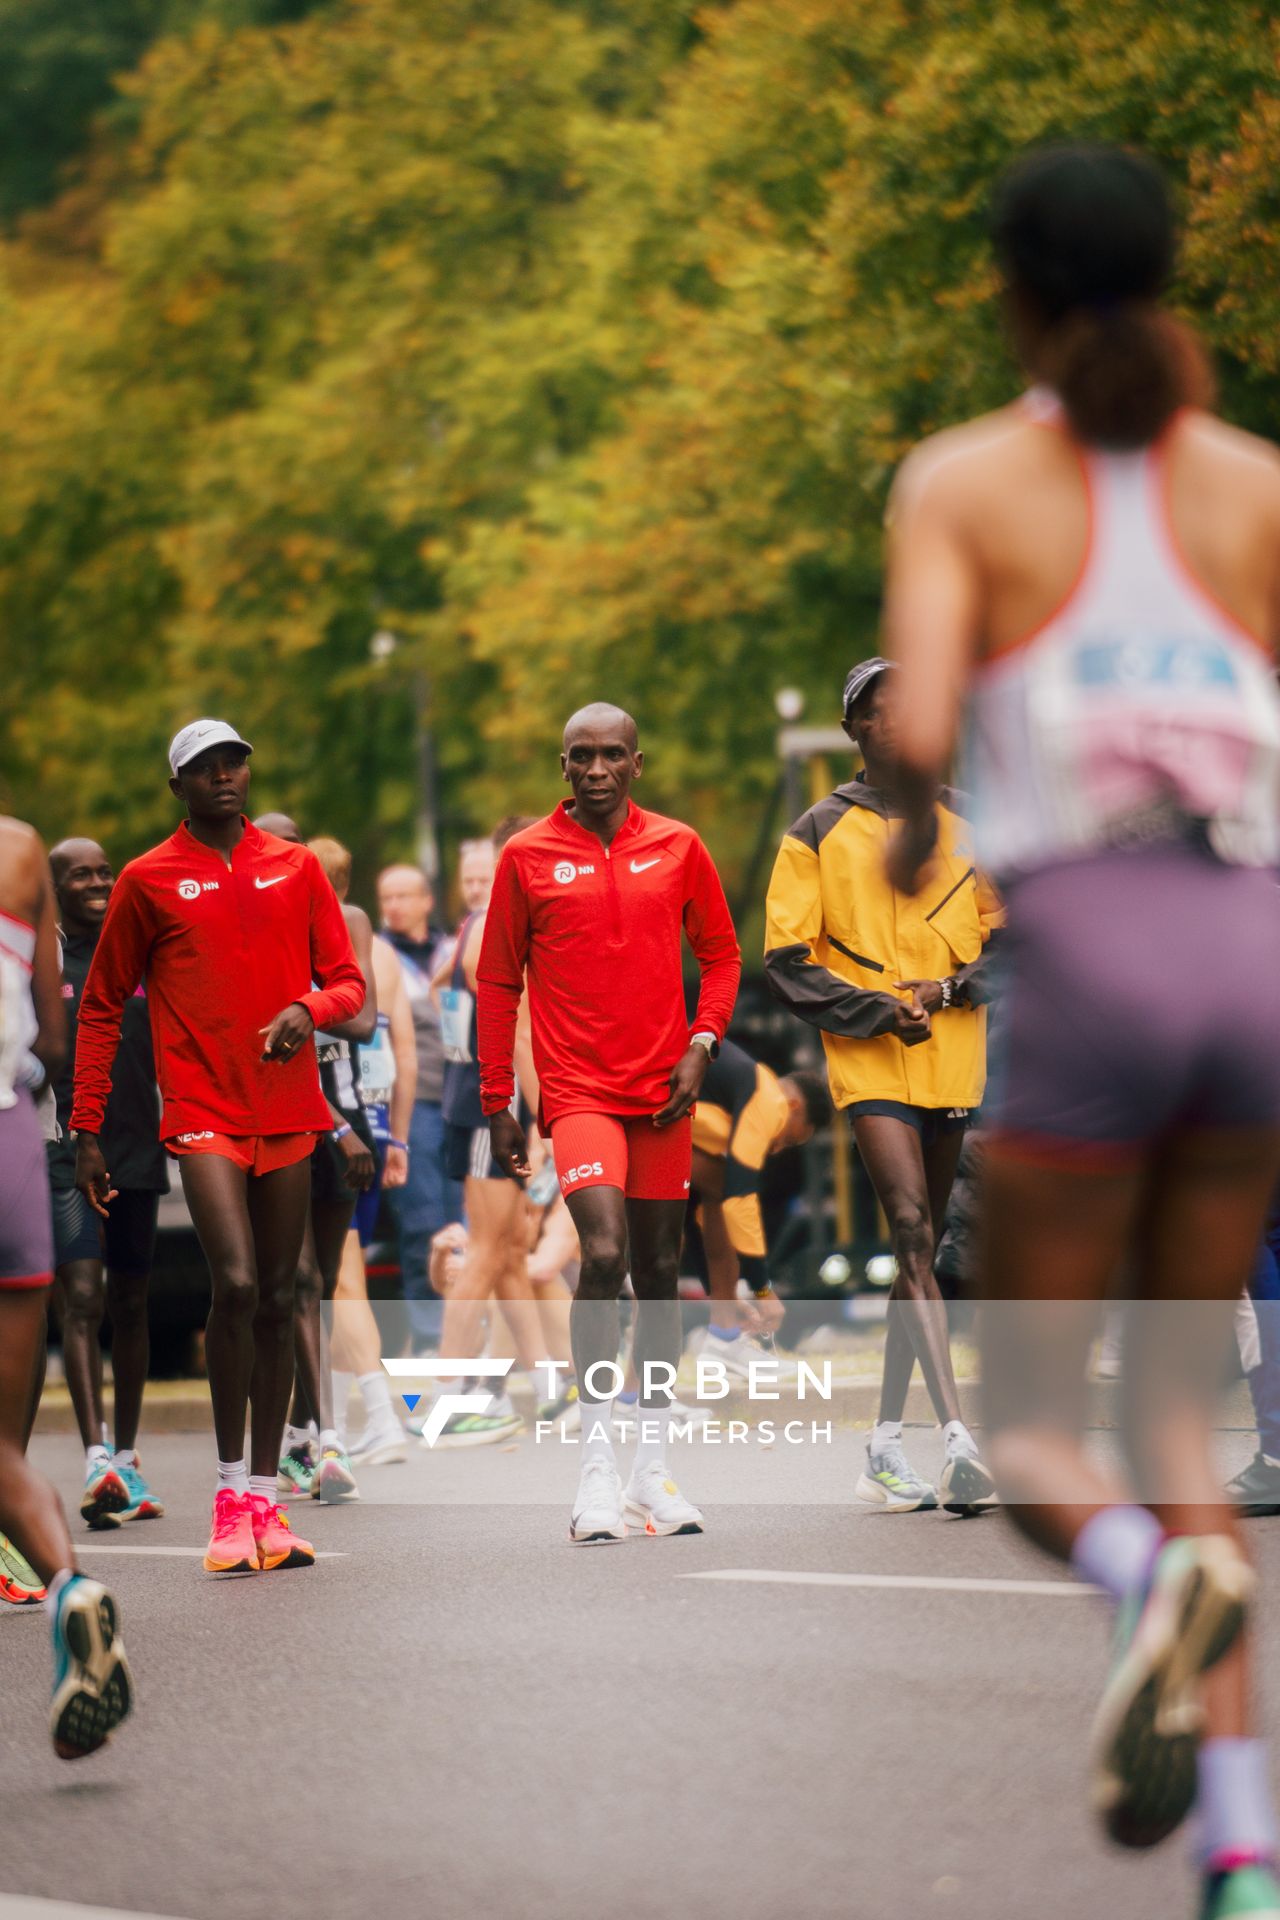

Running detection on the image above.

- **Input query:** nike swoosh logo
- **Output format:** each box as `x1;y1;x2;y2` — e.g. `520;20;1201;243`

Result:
630;858;661;874
254;876;287;890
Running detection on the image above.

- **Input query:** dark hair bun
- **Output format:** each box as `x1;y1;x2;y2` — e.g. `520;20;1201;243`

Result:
990;144;1210;448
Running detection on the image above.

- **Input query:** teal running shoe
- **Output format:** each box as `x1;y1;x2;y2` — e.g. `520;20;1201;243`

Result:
1091;1534;1253;1849
50;1574;133;1760
310;1446;359;1503
1200;1862;1280;1918
116;1458;164;1522
855;1442;938;1512
276;1440;317;1497
80;1462;128;1531
0;1532;45;1604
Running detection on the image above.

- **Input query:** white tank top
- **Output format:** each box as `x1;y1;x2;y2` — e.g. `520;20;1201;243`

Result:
964;393;1280;879
0;908;38;1108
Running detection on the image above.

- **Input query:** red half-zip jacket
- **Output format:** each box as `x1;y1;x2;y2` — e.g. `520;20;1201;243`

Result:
71;820;366;1140
476;801;741;1124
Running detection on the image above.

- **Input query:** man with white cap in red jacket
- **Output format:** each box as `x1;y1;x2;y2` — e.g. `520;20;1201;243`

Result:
72;720;366;1577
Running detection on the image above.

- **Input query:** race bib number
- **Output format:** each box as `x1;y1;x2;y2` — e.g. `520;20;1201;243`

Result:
439;987;474;1065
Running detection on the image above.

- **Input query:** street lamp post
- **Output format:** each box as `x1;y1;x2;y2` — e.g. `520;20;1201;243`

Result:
370;630;440;883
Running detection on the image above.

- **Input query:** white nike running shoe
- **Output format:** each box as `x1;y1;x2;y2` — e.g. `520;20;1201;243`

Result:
700;1330;798;1382
570;1458;627;1545
623;1463;705;1537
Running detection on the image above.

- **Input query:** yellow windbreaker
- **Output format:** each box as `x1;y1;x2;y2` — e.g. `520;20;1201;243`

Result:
763;779;1002;1112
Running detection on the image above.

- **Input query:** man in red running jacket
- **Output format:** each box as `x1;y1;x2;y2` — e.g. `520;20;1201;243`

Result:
71;720;366;1579
477;703;740;1544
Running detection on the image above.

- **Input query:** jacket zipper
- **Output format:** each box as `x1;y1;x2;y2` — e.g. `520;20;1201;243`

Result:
924;866;975;923
828;935;884;974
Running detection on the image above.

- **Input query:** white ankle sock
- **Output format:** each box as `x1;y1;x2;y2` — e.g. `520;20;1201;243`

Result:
1070;1506;1163;1604
942;1420;975;1456
248;1473;275;1507
42;1567;73;1621
284;1422;310;1450
317;1428;339;1451
358;1370;394;1421
1194;1738;1280;1869
86;1444;110;1470
111;1447;138;1470
217;1457;249;1494
872;1420;904;1451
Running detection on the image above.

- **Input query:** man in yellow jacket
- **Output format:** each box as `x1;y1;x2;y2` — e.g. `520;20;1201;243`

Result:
764;657;1002;1515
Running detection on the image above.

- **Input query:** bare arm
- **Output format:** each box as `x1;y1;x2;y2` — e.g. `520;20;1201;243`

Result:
328;903;377;1044
372;936;417;1149
27;832;66;1082
882;449;983;893
460;911;538;1117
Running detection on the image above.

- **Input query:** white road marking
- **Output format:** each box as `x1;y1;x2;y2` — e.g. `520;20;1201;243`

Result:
75;1545;346;1560
0;1897;188;1919
680;1569;1099;1597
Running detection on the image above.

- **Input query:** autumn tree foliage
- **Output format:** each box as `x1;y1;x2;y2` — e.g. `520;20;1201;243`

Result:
3;0;1278;906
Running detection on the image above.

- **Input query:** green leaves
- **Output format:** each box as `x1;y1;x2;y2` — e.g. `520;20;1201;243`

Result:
4;0;1279;903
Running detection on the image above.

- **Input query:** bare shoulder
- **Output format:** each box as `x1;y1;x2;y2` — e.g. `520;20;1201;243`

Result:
1175;408;1280;497
342;902;372;938
0;815;47;922
889;404;1033;518
0;814;45;868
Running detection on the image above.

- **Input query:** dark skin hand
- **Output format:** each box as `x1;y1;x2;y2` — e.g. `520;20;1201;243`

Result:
259;1000;315;1062
74;1134;116;1220
336;1128;376;1191
892;994;933;1045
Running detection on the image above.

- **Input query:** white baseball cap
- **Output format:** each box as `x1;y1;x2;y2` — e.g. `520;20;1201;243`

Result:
168;719;254;777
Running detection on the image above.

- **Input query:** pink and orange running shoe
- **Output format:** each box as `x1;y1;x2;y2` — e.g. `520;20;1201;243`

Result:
202;1490;257;1574
248;1495;315;1572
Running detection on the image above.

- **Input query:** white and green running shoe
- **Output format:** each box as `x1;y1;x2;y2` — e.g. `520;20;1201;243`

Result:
855;1442;938;1512
424;1408;523;1450
310;1446;360;1503
276;1440;317;1497
1091;1533;1253;1849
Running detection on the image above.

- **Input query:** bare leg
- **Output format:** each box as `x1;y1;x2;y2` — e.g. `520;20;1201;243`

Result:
331;1232;382;1379
246;1159;313;1479
855;1115;965;1425
182;1155;258;1465
981;1154;1141;1558
628;1198;687;1399
1129;1129;1280;1741
566;1186;628;1404
105;1267;149;1451
53;1260;106;1451
439;1178;541;1373
0;1291;76;1586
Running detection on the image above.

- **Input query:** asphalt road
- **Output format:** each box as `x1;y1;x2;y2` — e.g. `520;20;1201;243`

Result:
3;1425;1277;1920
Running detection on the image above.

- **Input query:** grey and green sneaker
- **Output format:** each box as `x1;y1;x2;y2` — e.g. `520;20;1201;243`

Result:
1091;1533;1254;1849
855;1442;938;1512
276;1441;317;1497
939;1445;999;1517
